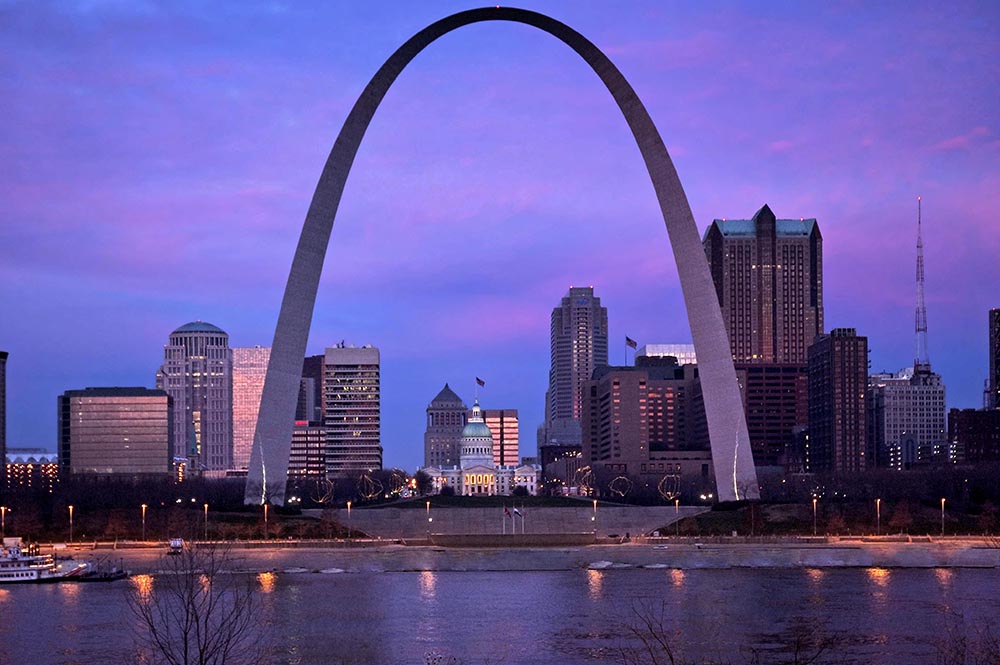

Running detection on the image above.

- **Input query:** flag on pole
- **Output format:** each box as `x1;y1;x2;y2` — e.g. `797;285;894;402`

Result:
504;506;511;517
476;377;486;387
625;336;638;349
513;508;522;517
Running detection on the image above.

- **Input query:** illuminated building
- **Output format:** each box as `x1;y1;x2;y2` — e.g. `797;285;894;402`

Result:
58;387;173;475
482;409;518;467
156;321;233;474
807;328;868;473
323;344;381;474
5;448;59;493
232;346;270;471
636;344;697;366
288;420;326;479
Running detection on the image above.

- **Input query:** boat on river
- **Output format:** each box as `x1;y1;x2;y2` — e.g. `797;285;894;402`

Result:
0;539;91;584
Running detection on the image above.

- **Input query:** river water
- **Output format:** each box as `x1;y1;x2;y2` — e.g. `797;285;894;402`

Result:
1;546;998;664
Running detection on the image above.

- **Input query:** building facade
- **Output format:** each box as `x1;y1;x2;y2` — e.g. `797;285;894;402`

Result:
635;344;697;366
539;286;608;462
232;346;270;471
703;204;823;364
423;384;466;468
867;368;947;469
5;448;60;493
156;321;233;473
949;408;1000;463
483;409;519;467
323;345;381;475
288;420;327;480
736;363;809;468
807;328;868;473
990;309;1000;409
58;387;173;475
581;357;709;483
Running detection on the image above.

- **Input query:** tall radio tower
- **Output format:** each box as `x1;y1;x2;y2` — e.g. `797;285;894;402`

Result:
914;196;931;374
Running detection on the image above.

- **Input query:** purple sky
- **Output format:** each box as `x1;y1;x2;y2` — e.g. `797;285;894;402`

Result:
1;2;997;471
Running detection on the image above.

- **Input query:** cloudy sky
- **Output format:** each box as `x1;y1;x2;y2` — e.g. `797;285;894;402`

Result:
1;1;997;470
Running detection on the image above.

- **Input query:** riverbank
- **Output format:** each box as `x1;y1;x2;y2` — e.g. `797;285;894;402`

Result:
45;538;1000;573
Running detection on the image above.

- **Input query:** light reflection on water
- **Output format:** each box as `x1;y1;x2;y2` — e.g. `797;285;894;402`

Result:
258;571;276;593
586;569;603;600
866;567;891;614
934;567;953;588
669;568;685;587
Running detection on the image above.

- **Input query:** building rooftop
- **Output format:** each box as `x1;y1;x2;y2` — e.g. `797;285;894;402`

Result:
62;387;169;398
172;321;227;335
706;204;817;239
431;383;465;405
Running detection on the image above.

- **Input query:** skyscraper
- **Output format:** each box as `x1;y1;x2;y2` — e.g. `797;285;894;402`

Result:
424;384;467;468
323;344;381;475
807;328;868;473
539;286;609;448
232;346;270;471
156;322;233;473
482;408;519;467
0;350;7;464
703;204;823;364
989;309;1000;409
58;387;173;475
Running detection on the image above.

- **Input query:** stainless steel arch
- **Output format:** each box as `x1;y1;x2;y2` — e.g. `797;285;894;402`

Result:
245;6;759;505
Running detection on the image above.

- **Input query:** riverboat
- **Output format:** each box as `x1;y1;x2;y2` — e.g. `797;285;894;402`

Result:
0;539;90;584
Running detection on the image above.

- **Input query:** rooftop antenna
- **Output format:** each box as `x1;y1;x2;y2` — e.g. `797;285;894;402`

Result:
914;196;931;374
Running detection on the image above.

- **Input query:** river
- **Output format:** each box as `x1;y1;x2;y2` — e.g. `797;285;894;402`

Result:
1;546;998;664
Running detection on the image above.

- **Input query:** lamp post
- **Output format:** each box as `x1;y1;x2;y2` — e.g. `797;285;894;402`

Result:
141;503;147;541
68;505;74;543
203;503;209;541
592;499;598;537
940;498;946;537
876;498;881;536
1;506;8;540
675;498;680;537
426;500;431;540
812;498;817;536
346;501;352;542
263;503;269;540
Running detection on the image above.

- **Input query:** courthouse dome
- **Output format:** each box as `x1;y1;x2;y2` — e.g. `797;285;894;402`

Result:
462;400;493;440
172;321;227;335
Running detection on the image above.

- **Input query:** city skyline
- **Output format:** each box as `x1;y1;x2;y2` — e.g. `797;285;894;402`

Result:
2;3;997;471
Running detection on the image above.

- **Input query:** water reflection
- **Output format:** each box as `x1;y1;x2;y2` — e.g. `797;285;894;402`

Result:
806;568;824;586
587;569;604;600
866;567;891;613
669;569;685;588
131;573;154;600
258;571;276;594
60;581;80;605
419;571;436;601
934;568;953;588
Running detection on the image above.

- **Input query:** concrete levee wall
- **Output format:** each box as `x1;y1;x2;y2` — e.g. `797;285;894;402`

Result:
334;505;707;540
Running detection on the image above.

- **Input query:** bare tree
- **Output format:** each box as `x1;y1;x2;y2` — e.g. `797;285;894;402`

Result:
127;545;269;665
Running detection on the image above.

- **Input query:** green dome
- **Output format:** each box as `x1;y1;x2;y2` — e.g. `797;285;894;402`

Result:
172;321;227;335
462;421;493;439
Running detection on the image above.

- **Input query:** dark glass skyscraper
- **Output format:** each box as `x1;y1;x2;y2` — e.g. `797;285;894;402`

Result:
0;350;7;463
808;328;868;473
539;286;608;448
989;309;1000;409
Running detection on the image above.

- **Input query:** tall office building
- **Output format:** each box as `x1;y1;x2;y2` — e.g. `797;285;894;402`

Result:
539;286;609;448
231;346;270;471
288;420;327;480
807;328;868;473
868;368;946;469
949;408;1000;463
582;357;709;477
424;384;467;468
0;350;7;464
323;345;381;475
703;204;823;364
298;354;324;422
483;409;519;467
58;387;172;475
989;309;1000;409
736;364;809;467
156;322;233;473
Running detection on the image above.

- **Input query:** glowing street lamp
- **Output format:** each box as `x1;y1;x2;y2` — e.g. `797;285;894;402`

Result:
263;503;269;540
940;498;946;537
141;504;148;541
812;498;818;536
675;498;680;537
68;505;74;543
876;498;881;536
592;499;598;536
426;500;431;539
347;501;352;542
204;503;209;541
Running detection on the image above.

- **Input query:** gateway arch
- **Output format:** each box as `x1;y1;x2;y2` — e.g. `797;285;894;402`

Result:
246;7;759;505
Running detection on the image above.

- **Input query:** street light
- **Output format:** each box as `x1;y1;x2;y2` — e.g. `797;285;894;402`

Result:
812;498;817;536
876;498;881;536
593;499;598;536
346;501;352;542
203;503;209;541
68;505;74;543
263;503;269;540
426;500;431;540
1;506;8;540
940;498;946;537
141;504;148;541
675;498;680;537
